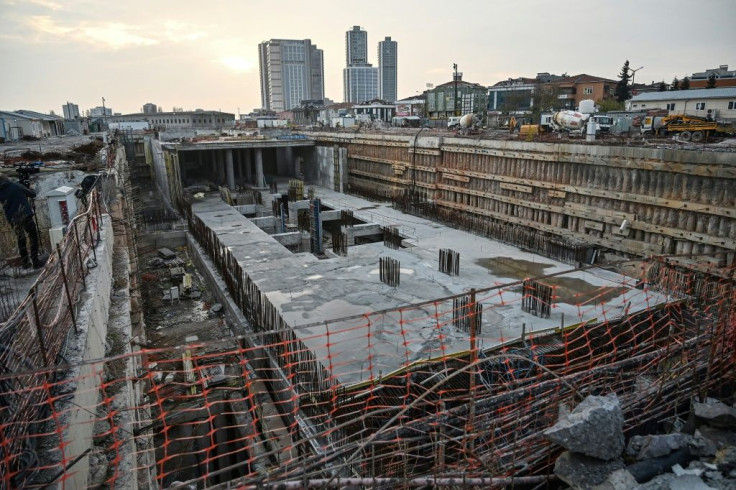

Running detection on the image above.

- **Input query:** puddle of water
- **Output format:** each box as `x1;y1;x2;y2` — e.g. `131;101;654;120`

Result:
475;257;554;280
544;276;629;305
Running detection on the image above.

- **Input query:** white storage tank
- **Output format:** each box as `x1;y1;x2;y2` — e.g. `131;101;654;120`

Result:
578;99;595;114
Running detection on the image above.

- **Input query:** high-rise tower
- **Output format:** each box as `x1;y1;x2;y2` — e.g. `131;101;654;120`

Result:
258;39;325;112
343;26;378;103
378;37;398;103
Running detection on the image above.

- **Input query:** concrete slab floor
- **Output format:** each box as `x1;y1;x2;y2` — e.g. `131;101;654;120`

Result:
191;188;668;386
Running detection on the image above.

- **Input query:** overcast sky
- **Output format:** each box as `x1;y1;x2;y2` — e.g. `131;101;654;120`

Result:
1;0;734;116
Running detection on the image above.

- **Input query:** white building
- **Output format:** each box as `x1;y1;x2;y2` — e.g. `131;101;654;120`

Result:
628;87;736;121
378;37;397;103
354;100;396;122
62;102;80;119
258;39;325;112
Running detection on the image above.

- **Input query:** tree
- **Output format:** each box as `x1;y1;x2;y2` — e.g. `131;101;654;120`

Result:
658;81;667;92
49;110;56;115
615;60;631;102
530;83;561;124
706;73;717;89
671;77;680;91
681;77;690;90
598;99;625;112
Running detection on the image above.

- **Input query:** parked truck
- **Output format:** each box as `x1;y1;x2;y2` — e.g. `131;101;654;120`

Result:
641;114;734;142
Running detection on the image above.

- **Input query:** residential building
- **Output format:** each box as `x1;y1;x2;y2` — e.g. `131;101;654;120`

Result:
552;74;617;110
343;65;379;103
346;26;368;65
628;87;736;121
142;103;158;114
426;73;487;119
62;102;80;119
378;37;397;103
689;65;736;88
258;39;325;112
107;110;235;130
317;102;354;126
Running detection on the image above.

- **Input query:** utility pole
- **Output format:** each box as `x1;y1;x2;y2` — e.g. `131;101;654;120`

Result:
101;96;107;130
453;63;459;117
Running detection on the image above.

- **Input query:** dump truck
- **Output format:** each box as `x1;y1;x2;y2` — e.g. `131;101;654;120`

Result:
641;114;735;142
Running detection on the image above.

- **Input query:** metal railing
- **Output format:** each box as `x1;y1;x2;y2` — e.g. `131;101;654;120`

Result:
0;187;103;487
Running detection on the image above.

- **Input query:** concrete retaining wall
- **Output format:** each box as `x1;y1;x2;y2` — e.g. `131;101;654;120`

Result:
310;132;736;268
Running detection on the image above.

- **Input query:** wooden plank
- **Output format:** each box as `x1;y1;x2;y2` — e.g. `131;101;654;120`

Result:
436;166;735;220
351;154;436;172
584;221;604;231
435;183;736;250
436;199;660;255
443;173;470;183
500;182;533;193
549;190;567;198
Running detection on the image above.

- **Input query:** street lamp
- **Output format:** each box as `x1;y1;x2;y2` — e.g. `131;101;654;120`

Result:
629;66;644;95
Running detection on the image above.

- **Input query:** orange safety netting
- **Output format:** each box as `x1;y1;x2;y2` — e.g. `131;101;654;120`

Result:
0;255;733;488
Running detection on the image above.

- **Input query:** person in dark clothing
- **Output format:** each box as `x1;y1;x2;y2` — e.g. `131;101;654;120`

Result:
0;174;45;269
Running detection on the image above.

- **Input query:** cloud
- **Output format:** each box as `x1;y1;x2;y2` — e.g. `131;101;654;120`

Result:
26;0;63;9
27;15;158;48
218;57;254;73
163;20;208;42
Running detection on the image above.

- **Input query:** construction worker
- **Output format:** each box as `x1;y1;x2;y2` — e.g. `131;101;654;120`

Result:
0;173;46;269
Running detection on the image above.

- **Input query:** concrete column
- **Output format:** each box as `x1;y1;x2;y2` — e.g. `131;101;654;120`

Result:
234;150;242;182
225;149;235;190
216;150;225;184
255;148;264;188
245;149;253;184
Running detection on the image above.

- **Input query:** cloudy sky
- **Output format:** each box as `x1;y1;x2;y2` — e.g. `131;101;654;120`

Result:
1;0;734;116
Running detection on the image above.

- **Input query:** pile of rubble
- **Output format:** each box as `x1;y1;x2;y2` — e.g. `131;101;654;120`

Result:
545;394;736;489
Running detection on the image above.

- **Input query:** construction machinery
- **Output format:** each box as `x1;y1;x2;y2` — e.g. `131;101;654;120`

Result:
642;114;735;142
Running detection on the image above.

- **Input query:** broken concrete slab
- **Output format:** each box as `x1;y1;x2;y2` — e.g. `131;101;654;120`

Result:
591;468;638;490
554;451;624;488
158;247;177;259
626;434;694;461
694;399;736;429
544;393;625;460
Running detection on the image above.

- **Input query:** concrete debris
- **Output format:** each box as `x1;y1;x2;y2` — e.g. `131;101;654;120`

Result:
627;434;694;461
635;473;717;489
554;451;624;488
714;447;736;473
170;267;186;280
544;393;625;460
88;447;109;487
152;371;163;384
694;399;736;429
166;482;196;490
164;373;175;384
210;303;223;314
591;468;638;490
158;247;177;259
672;463;704;477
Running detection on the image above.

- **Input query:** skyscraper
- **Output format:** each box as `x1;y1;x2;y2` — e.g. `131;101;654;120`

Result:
258;39;325;112
345;26;368;65
343;26;378;103
378;37;397;103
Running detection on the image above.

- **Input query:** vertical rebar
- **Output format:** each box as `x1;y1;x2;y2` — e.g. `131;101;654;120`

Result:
95;190;102;242
73;220;86;290
86;219;97;263
31;288;49;368
56;243;78;334
467;288;477;453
